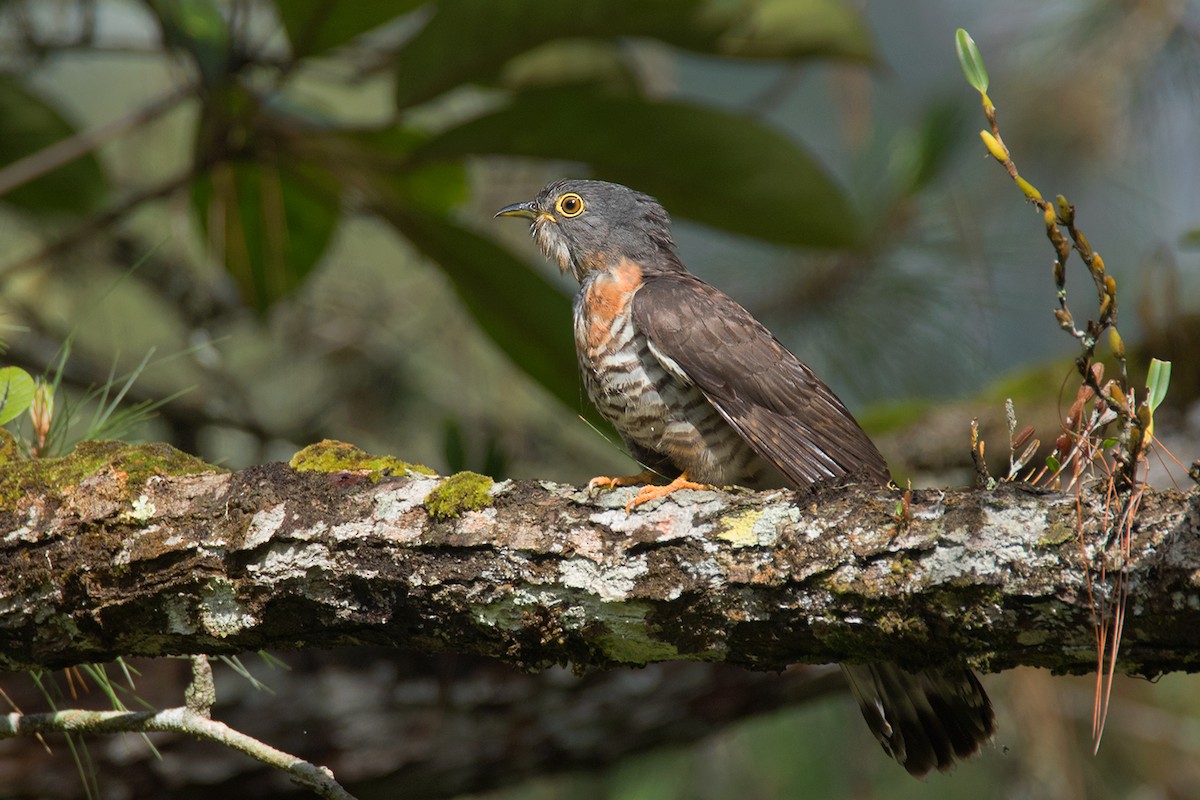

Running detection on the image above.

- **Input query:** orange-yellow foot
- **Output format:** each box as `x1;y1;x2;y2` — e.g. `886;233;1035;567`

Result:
625;472;710;512
587;469;660;492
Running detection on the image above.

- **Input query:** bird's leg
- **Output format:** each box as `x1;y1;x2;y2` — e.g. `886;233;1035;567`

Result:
586;469;661;492
625;471;710;512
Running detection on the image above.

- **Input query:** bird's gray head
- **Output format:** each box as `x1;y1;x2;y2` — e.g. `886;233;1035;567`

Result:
495;179;679;282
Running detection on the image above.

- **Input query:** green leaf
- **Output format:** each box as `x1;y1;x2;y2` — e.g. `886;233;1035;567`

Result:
147;0;231;85
332;127;469;214
501;39;643;94
412;89;859;247
1146;358;1171;412
380;208;580;409
0;76;107;215
955;28;989;93
0;366;35;426
191;160;341;310
709;0;874;60
391;161;469;214
393;0;696;109
275;0;422;57
392;0;873;109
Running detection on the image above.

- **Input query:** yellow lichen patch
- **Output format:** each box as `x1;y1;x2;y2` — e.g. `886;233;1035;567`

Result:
0;440;219;511
289;439;434;480
717;508;764;547
716;505;793;548
425;471;493;520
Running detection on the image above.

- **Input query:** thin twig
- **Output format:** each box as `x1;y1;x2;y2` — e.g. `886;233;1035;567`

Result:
0;84;195;200
0;707;357;800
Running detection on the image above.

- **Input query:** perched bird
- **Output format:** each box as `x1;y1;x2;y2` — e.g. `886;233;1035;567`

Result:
497;179;995;776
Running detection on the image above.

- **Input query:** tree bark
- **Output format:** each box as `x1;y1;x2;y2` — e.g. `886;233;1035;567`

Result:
2;441;1198;677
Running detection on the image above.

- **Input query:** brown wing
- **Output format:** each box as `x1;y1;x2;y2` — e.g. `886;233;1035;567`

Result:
632;270;890;488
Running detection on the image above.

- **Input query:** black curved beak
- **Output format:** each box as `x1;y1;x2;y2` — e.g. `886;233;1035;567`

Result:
494;201;538;220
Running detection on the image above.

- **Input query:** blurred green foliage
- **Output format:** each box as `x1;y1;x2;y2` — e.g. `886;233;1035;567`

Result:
1;0;879;420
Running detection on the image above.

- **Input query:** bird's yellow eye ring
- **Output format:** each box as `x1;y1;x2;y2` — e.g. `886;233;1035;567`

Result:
555;192;585;218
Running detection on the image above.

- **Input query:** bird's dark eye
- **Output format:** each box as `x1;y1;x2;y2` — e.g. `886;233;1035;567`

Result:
556;192;585;218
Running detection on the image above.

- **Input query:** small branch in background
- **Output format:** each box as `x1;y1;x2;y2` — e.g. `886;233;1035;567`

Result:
0;84;194;202
4;652;354;799
184;656;215;717
0;705;356;800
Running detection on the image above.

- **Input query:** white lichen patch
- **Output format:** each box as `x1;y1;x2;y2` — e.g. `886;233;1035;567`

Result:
4;505;43;543
978;502;1048;545
589;500;717;544
372;478;440;520
126;494;157;522
794;514;835;541
919;504;1052;582
240;503;288;550
559;555;648;602
250;542;337;581
330;519;389;544
288;520;329;542
199;579;256;638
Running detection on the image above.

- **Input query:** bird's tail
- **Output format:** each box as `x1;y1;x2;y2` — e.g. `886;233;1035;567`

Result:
841;661;995;777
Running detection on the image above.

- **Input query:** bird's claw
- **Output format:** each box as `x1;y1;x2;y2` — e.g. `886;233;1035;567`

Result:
586;469;658;494
623;474;710;513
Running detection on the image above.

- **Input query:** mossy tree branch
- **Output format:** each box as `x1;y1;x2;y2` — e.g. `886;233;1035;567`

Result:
1;441;1198;677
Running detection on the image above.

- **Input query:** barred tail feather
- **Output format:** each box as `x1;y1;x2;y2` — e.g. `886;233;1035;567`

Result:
841;662;995;777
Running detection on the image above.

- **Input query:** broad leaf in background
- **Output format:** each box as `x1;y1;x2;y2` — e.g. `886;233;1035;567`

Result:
501;39;643;94
392;0;872;109
412;89;860;247
146;0;231;86
344;128;471;215
0;366;35;427
192;160;341;311
0;76;107;215
709;0;874;60
275;0;423;57
392;0;699;109
382;209;580;410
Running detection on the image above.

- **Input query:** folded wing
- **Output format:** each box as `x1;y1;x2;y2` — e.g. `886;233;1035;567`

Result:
632;271;890;489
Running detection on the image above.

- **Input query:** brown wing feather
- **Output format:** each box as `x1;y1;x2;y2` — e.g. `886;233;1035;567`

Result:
632;271;890;488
